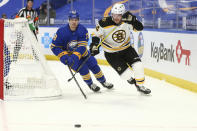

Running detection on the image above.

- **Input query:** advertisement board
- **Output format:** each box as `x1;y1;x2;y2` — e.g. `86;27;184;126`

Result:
141;31;197;84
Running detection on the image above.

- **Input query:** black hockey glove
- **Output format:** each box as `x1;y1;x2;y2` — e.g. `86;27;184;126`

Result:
122;11;144;31
90;37;100;56
122;11;137;25
90;42;100;56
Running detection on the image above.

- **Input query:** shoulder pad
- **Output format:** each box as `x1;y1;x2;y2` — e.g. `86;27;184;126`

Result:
99;16;115;27
77;24;88;34
56;26;67;35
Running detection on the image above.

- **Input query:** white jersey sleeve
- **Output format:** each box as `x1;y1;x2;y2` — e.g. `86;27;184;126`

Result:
92;23;104;38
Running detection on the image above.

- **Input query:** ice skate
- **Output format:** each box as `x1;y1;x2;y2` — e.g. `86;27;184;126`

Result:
127;77;136;85
88;83;100;92
135;85;151;94
101;81;114;89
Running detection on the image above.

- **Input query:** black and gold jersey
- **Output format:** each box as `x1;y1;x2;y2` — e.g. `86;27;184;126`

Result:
93;16;135;53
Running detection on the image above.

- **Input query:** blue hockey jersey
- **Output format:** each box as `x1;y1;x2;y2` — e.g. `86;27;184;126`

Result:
50;24;89;59
50;23;107;86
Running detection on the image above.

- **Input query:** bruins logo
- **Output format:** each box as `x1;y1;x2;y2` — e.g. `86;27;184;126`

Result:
112;30;126;43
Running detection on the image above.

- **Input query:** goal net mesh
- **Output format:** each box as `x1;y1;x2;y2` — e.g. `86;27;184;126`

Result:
1;18;62;100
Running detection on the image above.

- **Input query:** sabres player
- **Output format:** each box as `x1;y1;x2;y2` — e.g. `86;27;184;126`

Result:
50;11;113;92
90;3;151;94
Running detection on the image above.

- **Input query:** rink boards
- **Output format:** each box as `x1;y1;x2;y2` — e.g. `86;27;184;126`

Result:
37;27;197;93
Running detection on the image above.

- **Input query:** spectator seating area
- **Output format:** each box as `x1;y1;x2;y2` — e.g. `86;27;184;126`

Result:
0;0;197;30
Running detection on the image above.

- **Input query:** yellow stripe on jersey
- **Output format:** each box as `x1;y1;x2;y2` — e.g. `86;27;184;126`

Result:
78;41;88;43
50;43;63;49
82;73;91;80
94;71;104;78
57;51;69;58
82;49;88;57
120;37;131;47
73;52;82;59
78;41;88;46
102;43;130;51
103;25;115;29
102;38;131;51
103;37;130;48
78;43;88;46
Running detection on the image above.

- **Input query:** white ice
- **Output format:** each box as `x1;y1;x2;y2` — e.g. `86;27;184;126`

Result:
0;61;197;131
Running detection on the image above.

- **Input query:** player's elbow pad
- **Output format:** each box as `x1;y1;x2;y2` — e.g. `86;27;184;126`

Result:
51;47;62;56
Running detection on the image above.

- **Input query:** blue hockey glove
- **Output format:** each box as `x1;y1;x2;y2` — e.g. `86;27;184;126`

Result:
68;53;81;71
60;55;69;65
67;56;75;67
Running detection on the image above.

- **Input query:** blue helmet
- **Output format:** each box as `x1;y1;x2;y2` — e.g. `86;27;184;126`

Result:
68;10;79;19
27;0;33;2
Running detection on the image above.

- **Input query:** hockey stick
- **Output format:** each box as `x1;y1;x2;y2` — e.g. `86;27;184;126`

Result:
96;26;118;48
67;66;87;99
67;55;91;82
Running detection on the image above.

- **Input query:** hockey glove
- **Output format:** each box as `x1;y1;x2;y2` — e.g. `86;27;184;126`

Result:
90;36;100;56
60;55;69;65
90;43;100;56
68;53;81;71
122;11;137;25
67;56;75;67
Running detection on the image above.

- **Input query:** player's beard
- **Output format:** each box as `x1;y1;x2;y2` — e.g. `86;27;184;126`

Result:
113;18;122;25
112;15;122;25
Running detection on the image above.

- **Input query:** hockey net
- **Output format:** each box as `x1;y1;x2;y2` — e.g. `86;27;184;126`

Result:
0;18;62;100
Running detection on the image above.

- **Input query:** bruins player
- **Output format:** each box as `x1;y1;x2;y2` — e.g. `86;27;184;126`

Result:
90;3;151;94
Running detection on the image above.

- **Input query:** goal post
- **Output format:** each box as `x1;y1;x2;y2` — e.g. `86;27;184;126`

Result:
0;18;62;100
0;19;4;100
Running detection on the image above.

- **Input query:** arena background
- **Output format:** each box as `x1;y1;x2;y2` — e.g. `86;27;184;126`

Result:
1;0;197;92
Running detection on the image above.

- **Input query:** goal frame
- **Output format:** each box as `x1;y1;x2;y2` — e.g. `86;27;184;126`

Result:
0;18;62;100
0;19;4;100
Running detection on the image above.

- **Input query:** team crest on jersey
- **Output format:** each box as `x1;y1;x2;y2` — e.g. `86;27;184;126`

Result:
67;40;78;51
112;30;126;43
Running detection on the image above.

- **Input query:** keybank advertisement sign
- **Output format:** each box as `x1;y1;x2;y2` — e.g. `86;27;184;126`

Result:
142;31;197;83
150;40;191;66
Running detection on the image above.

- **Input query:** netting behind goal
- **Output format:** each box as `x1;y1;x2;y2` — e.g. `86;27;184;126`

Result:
0;18;62;100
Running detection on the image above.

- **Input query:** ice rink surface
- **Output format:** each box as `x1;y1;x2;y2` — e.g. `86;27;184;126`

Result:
1;61;197;131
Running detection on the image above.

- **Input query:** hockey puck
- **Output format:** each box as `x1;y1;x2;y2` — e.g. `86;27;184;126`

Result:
74;124;81;128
